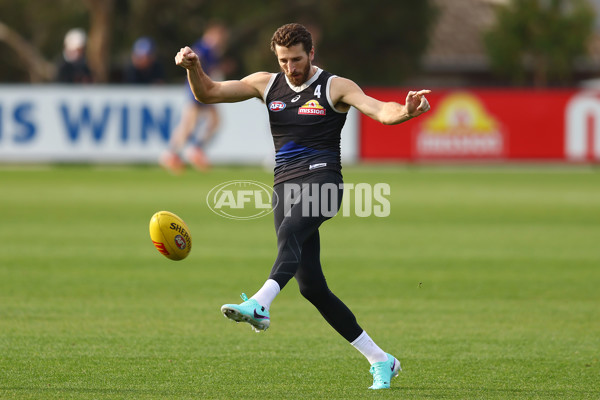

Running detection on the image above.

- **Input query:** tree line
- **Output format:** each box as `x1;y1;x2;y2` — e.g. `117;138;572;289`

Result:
0;0;594;87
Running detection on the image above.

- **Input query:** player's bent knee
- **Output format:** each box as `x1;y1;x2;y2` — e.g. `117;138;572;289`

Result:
298;284;330;303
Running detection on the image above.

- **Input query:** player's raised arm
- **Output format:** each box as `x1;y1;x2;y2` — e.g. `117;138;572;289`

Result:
175;46;270;104
331;77;431;125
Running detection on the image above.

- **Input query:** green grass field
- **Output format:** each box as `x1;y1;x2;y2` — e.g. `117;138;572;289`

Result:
1;165;599;399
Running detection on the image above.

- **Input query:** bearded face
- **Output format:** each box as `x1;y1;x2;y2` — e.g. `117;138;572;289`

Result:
275;44;315;86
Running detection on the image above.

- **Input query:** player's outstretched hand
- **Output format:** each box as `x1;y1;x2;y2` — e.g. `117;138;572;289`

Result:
175;46;199;70
405;90;431;118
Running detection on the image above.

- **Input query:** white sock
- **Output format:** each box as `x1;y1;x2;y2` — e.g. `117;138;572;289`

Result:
351;331;388;364
250;279;280;310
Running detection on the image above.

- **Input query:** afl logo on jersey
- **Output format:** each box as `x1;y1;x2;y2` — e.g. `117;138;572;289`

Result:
269;101;286;112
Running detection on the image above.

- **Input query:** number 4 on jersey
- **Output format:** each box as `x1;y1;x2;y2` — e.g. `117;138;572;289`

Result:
314;84;321;99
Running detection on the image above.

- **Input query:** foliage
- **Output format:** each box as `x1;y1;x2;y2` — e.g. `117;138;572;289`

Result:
308;0;437;85
483;0;595;87
0;0;88;82
0;0;436;85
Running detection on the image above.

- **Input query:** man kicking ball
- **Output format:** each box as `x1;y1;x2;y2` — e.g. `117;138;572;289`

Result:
175;23;430;390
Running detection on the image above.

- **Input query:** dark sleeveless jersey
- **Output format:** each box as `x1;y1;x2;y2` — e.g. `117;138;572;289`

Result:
264;68;348;184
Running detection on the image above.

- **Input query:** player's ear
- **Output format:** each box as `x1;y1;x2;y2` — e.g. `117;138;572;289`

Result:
309;47;315;62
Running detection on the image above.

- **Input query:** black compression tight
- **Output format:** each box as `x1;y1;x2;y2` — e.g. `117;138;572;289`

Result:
268;171;363;342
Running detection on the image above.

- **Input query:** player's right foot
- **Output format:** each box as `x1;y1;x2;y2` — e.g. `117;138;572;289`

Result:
186;147;210;171
221;293;270;332
369;353;401;390
159;151;185;174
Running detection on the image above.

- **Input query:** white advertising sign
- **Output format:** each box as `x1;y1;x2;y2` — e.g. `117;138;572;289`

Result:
565;91;600;161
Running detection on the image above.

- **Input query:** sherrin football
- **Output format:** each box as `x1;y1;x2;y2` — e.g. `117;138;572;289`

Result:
149;211;192;261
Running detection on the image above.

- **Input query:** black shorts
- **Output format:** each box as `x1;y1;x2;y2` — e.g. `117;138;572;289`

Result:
272;170;343;226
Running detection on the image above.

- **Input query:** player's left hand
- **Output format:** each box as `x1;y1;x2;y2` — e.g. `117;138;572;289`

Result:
405;90;431;118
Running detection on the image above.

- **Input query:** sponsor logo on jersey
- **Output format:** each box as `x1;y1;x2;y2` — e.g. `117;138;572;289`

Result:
298;99;326;115
269;101;286;112
309;163;327;170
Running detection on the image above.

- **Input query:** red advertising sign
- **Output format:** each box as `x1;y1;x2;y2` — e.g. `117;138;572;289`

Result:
360;89;600;162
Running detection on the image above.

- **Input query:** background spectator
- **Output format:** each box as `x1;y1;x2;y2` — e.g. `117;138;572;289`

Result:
123;36;165;84
55;28;92;83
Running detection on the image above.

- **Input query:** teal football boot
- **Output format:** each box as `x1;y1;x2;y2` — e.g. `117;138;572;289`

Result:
220;293;270;332
369;353;401;389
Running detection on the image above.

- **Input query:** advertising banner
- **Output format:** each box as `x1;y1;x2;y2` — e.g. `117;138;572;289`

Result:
360;89;600;163
0;85;359;165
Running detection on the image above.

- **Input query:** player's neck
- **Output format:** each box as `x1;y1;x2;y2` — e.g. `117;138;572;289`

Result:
306;65;317;82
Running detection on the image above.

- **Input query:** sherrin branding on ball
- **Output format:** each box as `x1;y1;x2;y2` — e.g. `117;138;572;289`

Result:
149;211;192;261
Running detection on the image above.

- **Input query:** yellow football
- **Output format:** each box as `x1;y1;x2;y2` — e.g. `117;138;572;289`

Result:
149;211;192;261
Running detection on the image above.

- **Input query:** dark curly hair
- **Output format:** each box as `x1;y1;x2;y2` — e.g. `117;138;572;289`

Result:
270;23;313;55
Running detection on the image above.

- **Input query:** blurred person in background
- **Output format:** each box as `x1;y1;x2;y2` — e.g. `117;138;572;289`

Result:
160;23;230;173
175;23;431;390
123;37;165;84
56;28;92;83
